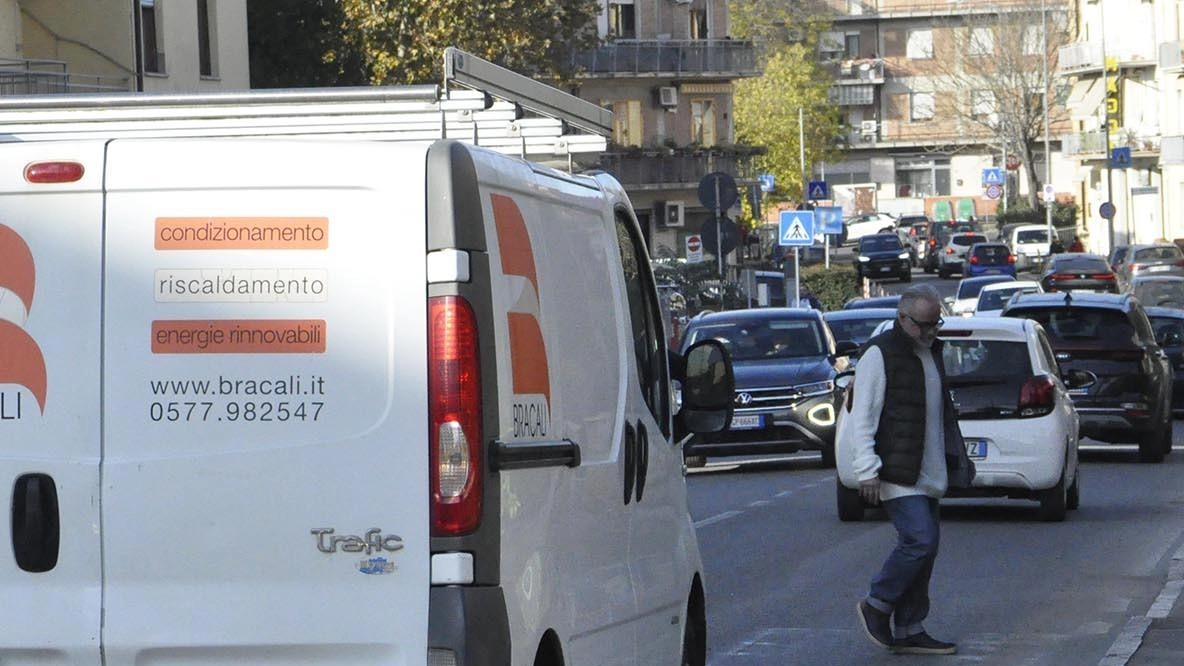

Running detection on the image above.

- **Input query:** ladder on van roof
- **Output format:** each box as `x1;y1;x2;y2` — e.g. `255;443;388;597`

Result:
0;47;611;165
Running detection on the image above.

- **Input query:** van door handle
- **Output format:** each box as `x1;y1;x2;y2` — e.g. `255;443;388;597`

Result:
12;473;59;573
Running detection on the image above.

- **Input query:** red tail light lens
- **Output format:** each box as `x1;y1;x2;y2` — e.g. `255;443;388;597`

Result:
1095;272;1116;281
969;255;980;264
428;296;482;536
946;247;954;254
1018;375;1056;417
24;161;84;183
1008;255;1016;264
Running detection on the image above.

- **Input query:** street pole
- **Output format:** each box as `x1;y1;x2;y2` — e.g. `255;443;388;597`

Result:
1100;1;1115;251
1042;0;1054;244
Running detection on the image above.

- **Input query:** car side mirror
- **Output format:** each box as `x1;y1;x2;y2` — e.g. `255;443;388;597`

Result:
672;339;735;438
834;339;860;358
1062;368;1097;390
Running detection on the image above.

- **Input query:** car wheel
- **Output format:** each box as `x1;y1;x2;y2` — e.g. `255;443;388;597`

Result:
837;482;865;522
1037;474;1068;522
680;589;706;666
1163;418;1174;455
685;454;707;469
901;270;912;283
1067;469;1080;511
937;267;949;279
820;441;836;468
1138;425;1167;463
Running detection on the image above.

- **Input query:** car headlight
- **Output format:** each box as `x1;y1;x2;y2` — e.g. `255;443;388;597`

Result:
794;380;835;396
858;256;870;262
898;251;910;260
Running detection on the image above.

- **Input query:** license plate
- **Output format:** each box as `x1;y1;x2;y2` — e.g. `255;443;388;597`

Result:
1149;265;1169;272
731;414;763;430
879;265;892;272
965;438;988;460
981;268;1000;274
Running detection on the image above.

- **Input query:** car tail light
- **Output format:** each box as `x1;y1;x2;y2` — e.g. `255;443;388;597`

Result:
969;255;980;264
1018;375;1056;418
1095;272;1117;281
946;247;954;254
1008;254;1016;264
428;295;483;536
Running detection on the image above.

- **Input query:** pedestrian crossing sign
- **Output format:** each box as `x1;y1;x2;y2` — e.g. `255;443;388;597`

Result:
982;167;1004;186
807;180;829;200
779;211;815;246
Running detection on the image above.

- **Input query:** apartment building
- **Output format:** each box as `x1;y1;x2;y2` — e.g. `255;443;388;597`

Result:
0;0;248;95
1058;0;1184;252
817;0;1071;222
571;0;762;260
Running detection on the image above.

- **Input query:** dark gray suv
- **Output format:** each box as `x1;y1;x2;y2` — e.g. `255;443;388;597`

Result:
1002;292;1173;462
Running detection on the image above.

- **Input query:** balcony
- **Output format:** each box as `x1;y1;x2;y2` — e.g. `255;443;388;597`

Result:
570;39;761;79
1161;136;1184;166
1057;42;1158;75
596;145;764;189
0;58;131;95
833;58;885;84
1060;128;1161;157
1161;41;1184;72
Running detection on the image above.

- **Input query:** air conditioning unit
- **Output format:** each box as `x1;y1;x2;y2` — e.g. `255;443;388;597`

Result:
660;200;685;227
860;120;878;136
658;86;679;108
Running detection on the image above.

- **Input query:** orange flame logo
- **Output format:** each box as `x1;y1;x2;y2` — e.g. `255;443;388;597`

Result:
0;224;46;412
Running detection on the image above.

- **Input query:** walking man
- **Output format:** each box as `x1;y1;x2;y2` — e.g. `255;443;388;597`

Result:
849;284;976;654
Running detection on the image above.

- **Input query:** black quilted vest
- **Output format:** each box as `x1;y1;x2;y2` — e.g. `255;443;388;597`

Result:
866;322;939;485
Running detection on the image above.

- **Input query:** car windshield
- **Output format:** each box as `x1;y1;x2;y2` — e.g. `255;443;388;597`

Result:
977;287;1035;311
974;245;1010;260
953;235;986;247
860;236;901;252
941;339;1034;418
1050;256;1109;273
1009;308;1137;345
1150;317;1184;346
826;317;893;345
1133;281;1184;307
1133;246;1183;261
1015;229;1049;244
957;278;1008;300
685;319;826;360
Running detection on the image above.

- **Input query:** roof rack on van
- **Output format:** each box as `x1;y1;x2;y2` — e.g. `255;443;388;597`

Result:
0;48;610;165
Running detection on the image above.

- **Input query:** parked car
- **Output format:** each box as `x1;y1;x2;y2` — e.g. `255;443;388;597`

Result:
1108;244;1129;272
937;231;990;278
965;241;1017;279
1036;252;1119;293
973;280;1043;316
1116;243;1184;288
853;232;912;282
1007;224;1052;271
1129;274;1184;309
1145;306;1184;417
1002;291;1173;462
836;316;1088;521
823;308;898;352
922;220;977;273
842;212;898;246
679;308;859;467
842;294;902;311
948;274;1016;317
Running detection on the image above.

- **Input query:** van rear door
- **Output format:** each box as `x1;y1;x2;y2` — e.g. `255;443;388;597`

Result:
100;138;430;664
0;142;105;664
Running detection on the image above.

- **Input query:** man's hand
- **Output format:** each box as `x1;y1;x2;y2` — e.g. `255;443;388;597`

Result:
859;478;881;505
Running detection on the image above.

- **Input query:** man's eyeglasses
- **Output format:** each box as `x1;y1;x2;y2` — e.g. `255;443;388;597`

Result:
903;313;944;331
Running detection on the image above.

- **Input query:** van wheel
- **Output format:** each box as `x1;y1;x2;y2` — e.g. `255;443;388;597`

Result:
837;483;865;522
532;630;565;666
681;586;706;666
1138;425;1167;463
1037;475;1067;522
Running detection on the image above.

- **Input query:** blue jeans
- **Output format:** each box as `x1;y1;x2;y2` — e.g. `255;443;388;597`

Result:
868;495;941;636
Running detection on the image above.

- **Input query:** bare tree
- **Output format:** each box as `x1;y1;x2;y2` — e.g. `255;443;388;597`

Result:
930;1;1074;208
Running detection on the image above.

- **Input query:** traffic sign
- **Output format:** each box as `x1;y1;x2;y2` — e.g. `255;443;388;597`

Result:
982;167;1005;186
1099;201;1116;220
985;184;1002;200
778;211;815;246
807;180;829;200
686;234;704;263
1005;155;1021;171
699;216;740;256
698;172;738;212
814;206;843;235
1043;184;1055;202
1110;147;1132;169
759;173;775;193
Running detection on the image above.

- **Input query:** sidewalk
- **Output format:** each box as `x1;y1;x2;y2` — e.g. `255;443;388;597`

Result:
1118;546;1184;666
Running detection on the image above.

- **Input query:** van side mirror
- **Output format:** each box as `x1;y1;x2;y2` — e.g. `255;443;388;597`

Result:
672;339;734;436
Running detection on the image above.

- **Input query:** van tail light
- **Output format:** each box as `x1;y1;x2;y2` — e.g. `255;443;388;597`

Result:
1018;375;1056;418
428;296;482;536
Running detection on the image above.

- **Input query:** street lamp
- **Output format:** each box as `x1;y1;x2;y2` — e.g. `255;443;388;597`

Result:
1042;0;1053;244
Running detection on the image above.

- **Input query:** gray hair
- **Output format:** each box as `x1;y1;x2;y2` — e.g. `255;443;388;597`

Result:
898;284;942;314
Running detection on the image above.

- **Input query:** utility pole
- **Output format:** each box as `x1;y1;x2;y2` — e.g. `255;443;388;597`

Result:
1042;0;1054;243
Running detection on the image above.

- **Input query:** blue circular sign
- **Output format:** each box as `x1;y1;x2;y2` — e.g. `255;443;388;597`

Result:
1099;201;1116;219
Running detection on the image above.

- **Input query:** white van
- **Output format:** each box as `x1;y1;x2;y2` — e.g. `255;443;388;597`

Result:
1009;224;1052;271
0;50;733;666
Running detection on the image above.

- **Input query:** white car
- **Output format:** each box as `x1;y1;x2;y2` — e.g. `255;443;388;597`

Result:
948;274;1016;316
836;316;1090;521
973;280;1043;316
842;212;897;246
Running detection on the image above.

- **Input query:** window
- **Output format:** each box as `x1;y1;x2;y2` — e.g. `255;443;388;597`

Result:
971;90;995;119
140;0;165;74
611;100;643;147
910;92;935;121
690;9;708;39
691;99;717;146
968;27;994;56
906;29;933;59
197;0;217;77
608;2;636;39
614;213;671;435
1022;25;1043;55
820;31;845;55
845;33;861;58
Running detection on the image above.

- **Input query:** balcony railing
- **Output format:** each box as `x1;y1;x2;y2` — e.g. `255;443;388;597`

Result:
1162;136;1184;165
834;58;885;84
0;58;131;95
1057;42;1158;75
597;146;764;188
1161;41;1184;71
1060;128;1161;157
570;39;761;78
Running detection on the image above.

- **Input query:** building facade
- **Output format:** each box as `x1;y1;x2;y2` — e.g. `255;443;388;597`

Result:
1058;0;1184;253
571;0;762;262
0;0;248;95
818;0;1072;223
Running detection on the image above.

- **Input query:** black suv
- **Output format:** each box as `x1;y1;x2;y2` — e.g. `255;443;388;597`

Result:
853;233;912;282
679;308;858;467
1002;292;1173;462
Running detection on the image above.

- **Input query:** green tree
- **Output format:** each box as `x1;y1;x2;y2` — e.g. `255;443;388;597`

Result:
730;1;841;203
248;0;362;87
